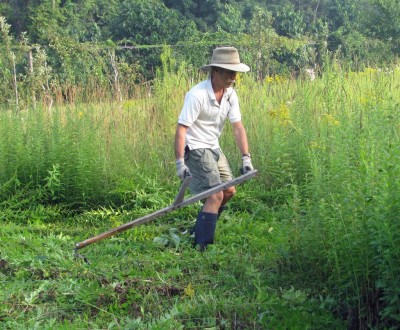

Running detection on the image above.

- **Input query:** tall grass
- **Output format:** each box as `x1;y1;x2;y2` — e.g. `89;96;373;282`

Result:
222;64;400;327
238;66;400;327
1;59;399;327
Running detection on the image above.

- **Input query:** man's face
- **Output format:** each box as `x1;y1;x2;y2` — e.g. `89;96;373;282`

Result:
216;68;237;88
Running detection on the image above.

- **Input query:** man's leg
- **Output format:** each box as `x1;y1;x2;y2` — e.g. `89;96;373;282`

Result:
217;150;236;219
185;148;236;249
195;191;223;250
185;148;223;249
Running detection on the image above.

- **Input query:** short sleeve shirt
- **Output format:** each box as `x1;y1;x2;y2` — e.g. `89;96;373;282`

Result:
178;79;242;150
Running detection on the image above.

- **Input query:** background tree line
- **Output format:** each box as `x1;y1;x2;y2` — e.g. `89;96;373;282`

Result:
0;0;399;108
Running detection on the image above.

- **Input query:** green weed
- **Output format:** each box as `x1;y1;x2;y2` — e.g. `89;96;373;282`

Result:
1;62;400;328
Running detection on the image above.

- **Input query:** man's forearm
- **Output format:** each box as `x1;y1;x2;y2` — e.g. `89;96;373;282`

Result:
233;122;250;155
175;124;188;159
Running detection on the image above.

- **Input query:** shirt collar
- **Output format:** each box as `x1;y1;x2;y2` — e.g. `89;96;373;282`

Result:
206;79;216;100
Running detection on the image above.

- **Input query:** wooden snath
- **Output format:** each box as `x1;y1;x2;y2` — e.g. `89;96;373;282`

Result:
74;170;258;250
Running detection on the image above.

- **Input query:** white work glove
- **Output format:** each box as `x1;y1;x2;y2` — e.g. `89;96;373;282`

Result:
176;158;191;181
240;154;254;174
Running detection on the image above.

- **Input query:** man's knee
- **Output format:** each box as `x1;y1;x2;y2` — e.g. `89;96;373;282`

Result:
209;191;224;204
224;186;236;199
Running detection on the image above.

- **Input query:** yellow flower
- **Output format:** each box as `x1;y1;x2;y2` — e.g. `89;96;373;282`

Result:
309;141;326;151
264;74;288;84
265;76;274;83
184;283;195;297
322;114;340;126
309;141;320;149
235;74;242;86
364;67;377;75
123;100;136;111
278;103;292;126
269;103;293;127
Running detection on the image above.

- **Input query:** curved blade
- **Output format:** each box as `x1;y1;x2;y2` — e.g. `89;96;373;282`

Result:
173;175;192;206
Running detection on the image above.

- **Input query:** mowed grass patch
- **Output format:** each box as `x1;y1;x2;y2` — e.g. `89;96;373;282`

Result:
0;203;344;329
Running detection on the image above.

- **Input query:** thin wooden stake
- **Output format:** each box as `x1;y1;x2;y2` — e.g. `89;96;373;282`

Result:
11;52;19;112
28;49;37;108
109;50;122;102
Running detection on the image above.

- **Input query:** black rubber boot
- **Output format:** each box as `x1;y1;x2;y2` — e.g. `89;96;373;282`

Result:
190;205;224;236
194;211;218;250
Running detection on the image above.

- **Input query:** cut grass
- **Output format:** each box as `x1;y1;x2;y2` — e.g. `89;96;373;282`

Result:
0;202;344;329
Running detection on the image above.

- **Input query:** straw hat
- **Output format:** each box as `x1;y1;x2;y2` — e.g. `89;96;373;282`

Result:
200;47;250;73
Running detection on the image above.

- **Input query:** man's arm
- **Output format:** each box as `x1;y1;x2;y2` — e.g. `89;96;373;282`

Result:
232;121;254;174
174;123;191;180
232;121;250;155
175;123;189;159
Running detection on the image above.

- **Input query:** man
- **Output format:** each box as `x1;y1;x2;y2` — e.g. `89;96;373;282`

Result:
175;46;254;250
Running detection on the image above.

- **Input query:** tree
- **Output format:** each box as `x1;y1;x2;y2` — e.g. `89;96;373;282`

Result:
0;0;42;36
0;16;15;106
360;0;400;53
273;3;306;38
108;0;197;77
216;3;246;34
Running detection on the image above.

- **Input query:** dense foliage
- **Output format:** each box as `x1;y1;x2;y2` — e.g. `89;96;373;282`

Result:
1;0;399;108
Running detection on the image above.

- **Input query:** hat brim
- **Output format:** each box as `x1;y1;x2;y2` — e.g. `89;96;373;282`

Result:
200;63;250;73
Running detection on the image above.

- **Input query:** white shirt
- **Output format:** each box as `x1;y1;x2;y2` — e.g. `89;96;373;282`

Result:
178;79;242;150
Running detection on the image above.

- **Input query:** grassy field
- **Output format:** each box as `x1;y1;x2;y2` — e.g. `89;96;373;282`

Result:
1;62;400;329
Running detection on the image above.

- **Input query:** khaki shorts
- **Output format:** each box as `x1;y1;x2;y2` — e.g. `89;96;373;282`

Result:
184;147;233;195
